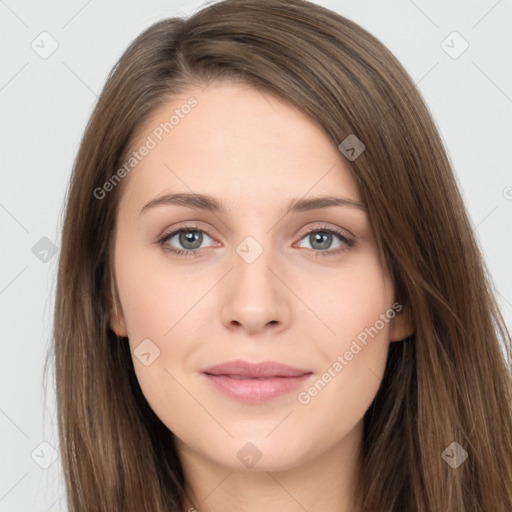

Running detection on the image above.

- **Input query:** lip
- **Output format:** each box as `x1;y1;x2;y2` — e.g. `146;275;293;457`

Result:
201;359;313;403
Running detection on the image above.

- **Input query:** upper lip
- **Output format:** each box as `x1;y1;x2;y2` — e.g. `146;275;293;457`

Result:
201;359;312;378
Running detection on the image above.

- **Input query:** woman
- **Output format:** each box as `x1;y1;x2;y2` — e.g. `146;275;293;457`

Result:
51;0;512;510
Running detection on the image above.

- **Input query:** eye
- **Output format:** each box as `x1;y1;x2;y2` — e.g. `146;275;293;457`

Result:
157;225;216;257
294;225;355;256
156;224;355;258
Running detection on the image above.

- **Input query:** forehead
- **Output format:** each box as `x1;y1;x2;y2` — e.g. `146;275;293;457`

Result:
118;81;362;213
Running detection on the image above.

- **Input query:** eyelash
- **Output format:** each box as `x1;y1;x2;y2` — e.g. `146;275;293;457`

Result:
156;223;356;258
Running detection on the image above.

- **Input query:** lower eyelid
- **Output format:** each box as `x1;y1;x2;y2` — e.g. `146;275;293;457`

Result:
158;229;215;249
294;235;354;257
157;226;354;255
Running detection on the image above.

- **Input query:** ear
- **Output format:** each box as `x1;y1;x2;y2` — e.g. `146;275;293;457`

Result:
389;303;415;342
110;301;128;337
108;270;128;337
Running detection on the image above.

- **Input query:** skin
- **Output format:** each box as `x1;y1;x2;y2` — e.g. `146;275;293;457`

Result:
110;81;414;512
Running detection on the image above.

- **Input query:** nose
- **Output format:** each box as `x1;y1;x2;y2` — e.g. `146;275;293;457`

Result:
220;238;291;336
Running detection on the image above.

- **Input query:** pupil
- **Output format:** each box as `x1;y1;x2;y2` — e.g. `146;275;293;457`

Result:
180;230;202;249
312;232;331;250
176;230;332;251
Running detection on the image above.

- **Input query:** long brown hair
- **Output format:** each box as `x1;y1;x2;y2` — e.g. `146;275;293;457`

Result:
50;0;512;510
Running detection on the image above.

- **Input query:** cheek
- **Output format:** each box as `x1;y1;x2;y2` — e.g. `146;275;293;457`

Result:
295;254;393;414
114;237;211;414
114;238;203;340
305;251;394;350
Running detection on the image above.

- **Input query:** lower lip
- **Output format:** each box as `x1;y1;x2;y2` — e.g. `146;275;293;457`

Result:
203;373;312;403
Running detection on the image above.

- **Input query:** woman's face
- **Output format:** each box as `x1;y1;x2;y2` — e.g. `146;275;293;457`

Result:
111;81;410;473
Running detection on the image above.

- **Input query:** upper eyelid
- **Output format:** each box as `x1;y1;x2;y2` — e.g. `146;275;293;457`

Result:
158;223;353;246
295;223;353;239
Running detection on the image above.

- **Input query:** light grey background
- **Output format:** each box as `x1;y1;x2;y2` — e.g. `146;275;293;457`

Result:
1;0;511;510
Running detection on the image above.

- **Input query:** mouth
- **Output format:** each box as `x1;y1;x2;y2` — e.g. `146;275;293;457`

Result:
201;359;313;403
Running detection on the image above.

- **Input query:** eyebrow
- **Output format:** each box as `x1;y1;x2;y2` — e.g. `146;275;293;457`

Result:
139;192;367;216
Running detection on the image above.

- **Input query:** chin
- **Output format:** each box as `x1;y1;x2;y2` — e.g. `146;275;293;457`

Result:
195;434;315;473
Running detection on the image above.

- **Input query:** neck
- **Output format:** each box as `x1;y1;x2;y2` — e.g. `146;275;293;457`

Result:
178;421;364;512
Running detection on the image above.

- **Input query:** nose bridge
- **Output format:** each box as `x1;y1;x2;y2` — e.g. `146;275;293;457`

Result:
233;233;276;298
220;230;290;332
